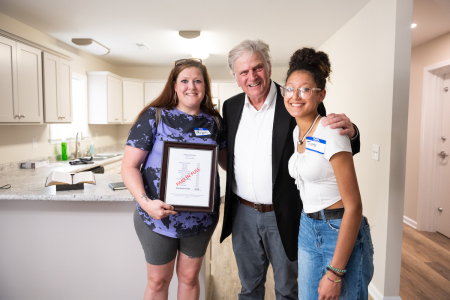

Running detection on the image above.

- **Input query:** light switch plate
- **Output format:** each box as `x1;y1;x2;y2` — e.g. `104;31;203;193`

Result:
372;144;380;161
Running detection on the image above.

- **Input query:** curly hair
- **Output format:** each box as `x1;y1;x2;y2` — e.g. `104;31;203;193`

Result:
285;48;331;89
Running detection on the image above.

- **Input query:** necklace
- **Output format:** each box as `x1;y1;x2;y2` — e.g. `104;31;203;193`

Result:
298;115;320;145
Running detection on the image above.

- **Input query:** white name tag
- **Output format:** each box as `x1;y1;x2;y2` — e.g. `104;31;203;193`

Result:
305;137;326;154
194;128;211;136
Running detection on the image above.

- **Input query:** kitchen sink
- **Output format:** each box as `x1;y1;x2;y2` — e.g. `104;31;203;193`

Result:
80;154;122;161
95;153;121;158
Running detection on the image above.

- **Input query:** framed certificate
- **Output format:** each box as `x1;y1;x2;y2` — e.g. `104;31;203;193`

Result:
159;142;218;212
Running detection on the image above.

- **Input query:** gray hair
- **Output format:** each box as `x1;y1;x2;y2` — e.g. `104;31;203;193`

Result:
227;39;272;74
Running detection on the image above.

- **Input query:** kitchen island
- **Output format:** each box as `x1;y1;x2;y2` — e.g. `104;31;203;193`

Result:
0;159;209;300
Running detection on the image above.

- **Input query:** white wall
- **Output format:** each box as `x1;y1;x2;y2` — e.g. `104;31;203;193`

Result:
0;200;146;300
319;0;412;298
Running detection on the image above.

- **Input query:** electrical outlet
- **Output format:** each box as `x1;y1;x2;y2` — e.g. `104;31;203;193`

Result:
372;144;380;161
32;138;37;149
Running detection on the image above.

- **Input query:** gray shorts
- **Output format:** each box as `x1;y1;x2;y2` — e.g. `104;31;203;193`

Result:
133;208;217;265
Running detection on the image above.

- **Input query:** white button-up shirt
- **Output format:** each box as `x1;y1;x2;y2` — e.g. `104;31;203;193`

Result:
232;81;277;204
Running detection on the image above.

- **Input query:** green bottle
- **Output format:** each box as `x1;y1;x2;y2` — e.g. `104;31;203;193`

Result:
61;142;68;161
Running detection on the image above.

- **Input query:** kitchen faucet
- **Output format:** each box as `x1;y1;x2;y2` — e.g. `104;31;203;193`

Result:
75;132;83;158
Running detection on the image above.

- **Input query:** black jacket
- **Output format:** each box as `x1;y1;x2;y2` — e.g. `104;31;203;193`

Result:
219;81;360;261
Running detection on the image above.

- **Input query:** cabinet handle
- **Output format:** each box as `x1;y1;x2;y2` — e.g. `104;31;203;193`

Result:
14;115;20;118
19;114;25;119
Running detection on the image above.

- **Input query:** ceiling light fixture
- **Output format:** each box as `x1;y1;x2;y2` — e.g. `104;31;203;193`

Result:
411;23;417;29
179;31;201;39
71;38;110;56
178;30;209;60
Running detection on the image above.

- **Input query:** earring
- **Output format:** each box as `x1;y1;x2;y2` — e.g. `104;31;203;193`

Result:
174;93;178;104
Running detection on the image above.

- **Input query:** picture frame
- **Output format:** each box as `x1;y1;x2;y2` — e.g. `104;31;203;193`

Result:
159;141;218;212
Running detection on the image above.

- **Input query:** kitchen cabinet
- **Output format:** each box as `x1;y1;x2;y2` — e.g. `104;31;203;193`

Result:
123;79;144;124
144;82;165;105
0;36;43;123
42;52;72;123
88;72;123;124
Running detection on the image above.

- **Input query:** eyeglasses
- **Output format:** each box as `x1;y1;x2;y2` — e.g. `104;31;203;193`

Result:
174;58;202;66
280;86;322;99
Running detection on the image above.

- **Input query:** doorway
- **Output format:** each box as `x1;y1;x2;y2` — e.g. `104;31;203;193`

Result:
417;60;450;236
437;73;450;238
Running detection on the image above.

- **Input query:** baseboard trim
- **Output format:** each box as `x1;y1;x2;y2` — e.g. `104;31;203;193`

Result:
369;283;402;300
403;215;417;229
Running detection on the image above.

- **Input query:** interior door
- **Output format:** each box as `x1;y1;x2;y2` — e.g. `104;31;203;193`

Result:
437;73;450;238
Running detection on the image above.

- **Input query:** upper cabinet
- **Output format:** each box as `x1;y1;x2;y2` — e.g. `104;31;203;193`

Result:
123;79;144;124
0;36;43;123
144;82;165;105
88;72;123;124
42;52;72;123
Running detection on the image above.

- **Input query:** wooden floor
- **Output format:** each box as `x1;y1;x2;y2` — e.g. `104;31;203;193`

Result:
208;202;275;300
209;204;450;299
400;224;450;300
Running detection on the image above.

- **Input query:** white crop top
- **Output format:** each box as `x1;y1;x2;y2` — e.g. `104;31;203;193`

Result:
288;122;351;213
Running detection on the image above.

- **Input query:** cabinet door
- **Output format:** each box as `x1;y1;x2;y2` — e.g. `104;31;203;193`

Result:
58;58;72;122
107;75;123;123
16;43;43;123
123;80;144;124
144;82;164;105
43;52;60;122
0;36;18;122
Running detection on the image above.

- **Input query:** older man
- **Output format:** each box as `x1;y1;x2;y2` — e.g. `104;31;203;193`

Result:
219;40;360;299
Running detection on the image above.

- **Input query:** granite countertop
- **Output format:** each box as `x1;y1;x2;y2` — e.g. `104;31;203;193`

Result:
0;155;134;202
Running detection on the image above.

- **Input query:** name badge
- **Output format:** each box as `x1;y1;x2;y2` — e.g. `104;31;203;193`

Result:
194;128;211;136
305;137;326;154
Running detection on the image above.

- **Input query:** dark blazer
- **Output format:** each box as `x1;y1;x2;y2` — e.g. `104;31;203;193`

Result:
219;81;360;262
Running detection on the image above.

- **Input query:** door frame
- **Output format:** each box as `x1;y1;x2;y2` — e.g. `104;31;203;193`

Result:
418;59;450;231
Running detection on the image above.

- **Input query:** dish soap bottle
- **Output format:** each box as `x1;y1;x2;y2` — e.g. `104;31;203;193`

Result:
61;140;68;161
89;141;95;156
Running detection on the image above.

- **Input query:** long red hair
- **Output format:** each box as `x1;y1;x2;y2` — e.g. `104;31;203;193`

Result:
133;60;220;125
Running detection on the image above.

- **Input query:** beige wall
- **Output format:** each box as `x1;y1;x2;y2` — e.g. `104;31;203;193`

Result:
320;0;412;297
404;32;450;223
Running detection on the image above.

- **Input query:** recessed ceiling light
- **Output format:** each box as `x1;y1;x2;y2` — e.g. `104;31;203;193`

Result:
411;23;417;29
136;43;151;51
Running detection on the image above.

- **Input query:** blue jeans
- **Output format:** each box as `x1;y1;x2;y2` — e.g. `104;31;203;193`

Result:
232;202;298;300
298;210;374;300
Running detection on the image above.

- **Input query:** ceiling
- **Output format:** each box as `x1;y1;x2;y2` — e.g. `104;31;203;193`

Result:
0;0;449;68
